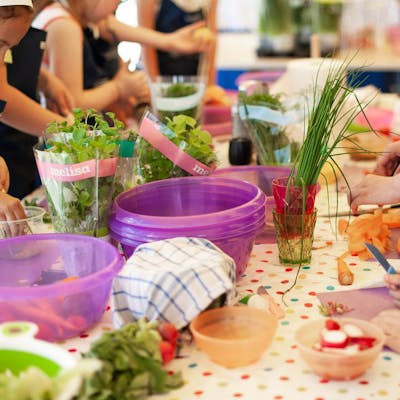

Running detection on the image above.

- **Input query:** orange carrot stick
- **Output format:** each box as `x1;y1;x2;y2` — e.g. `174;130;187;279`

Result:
337;257;354;286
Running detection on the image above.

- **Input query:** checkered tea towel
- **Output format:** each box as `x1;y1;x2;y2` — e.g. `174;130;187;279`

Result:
111;237;237;329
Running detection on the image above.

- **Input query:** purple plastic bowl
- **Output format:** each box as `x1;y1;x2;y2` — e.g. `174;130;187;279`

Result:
110;176;266;278
0;233;124;342
113;177;266;229
112;224;262;278
109;211;266;242
212;165;291;229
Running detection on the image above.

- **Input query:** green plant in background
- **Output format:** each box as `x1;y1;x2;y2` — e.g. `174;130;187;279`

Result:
36;109;128;237
239;89;299;165
135;114;218;183
311;0;342;34
259;0;293;35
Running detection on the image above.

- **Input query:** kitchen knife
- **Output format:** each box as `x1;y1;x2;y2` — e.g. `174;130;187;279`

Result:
364;242;397;274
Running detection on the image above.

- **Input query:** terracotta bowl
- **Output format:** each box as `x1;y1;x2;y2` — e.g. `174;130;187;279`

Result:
295;318;385;380
190;306;278;368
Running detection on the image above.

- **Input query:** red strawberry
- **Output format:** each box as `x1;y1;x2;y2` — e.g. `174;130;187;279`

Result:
325;319;340;330
159;340;175;364
158;322;179;347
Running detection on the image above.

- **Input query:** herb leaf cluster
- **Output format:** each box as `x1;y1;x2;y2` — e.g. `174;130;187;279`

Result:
135;114;218;183
239;90;299;165
37;109;128;236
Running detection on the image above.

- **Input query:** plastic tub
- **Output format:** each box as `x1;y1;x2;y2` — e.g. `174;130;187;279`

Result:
110;177;266;278
113;177;266;229
212;165;291;229
0;206;46;238
0;233;124;341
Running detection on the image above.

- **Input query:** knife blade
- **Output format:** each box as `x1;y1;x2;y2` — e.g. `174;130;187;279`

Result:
364;242;397;274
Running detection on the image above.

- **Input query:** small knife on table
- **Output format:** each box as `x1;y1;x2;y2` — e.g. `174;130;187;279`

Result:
364;242;397;274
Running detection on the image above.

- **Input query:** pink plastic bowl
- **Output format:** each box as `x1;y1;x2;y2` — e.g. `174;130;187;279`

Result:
0;234;124;341
109;177;266;278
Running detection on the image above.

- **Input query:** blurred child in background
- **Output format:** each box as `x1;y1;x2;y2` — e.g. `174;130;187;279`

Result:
137;0;217;85
0;0;73;198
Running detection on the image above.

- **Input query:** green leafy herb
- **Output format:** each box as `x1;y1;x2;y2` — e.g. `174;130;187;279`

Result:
76;319;183;400
36;109;130;236
135;114;218;183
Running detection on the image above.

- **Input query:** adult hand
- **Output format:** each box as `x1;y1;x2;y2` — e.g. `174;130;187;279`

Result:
0;156;10;192
38;68;74;116
348;173;400;213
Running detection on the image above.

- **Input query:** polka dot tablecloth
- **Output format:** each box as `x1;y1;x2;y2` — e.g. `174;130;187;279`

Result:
58;208;400;400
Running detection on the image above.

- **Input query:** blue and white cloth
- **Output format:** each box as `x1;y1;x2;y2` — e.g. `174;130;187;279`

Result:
111;237;237;329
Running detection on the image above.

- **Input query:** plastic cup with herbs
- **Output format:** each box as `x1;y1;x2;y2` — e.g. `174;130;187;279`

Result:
150;75;205;123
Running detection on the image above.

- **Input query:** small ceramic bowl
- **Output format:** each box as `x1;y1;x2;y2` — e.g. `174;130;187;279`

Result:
295;318;385;380
0;321;76;377
189;306;278;368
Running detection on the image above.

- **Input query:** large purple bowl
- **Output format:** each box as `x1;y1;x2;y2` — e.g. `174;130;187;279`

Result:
109;177;266;278
0;234;124;341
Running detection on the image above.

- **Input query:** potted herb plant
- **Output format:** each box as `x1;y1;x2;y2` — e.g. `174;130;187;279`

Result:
238;80;300;166
134;111;218;183
34;109;127;237
272;59;369;265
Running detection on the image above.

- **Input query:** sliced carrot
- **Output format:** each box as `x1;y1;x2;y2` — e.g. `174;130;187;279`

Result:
397;238;400;255
59;276;79;283
346;211;391;260
338;219;349;236
382;212;400;228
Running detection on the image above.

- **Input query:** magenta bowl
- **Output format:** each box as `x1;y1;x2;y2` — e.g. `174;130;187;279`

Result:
0;233;124;341
109;177;266;279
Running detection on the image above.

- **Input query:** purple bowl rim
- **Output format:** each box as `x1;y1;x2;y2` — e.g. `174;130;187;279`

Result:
114;176;265;226
0;233;124;299
213;165;292;175
111;200;266;230
109;209;266;240
110;213;265;244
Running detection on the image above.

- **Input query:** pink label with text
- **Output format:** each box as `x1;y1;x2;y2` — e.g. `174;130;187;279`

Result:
36;158;118;182
139;115;214;176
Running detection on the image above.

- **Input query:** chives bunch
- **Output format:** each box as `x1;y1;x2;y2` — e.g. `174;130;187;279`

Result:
292;59;368;188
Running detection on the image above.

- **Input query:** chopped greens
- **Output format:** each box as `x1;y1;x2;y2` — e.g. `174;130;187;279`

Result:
76;319;183;400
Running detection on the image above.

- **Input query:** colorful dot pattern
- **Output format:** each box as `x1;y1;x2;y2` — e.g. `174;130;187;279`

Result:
56;190;400;400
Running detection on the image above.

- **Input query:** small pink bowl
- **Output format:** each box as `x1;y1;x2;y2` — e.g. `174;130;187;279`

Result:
190;306;278;368
295;318;385;380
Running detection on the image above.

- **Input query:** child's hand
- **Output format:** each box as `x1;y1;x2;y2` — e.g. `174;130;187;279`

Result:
384;273;400;307
0;156;10;192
